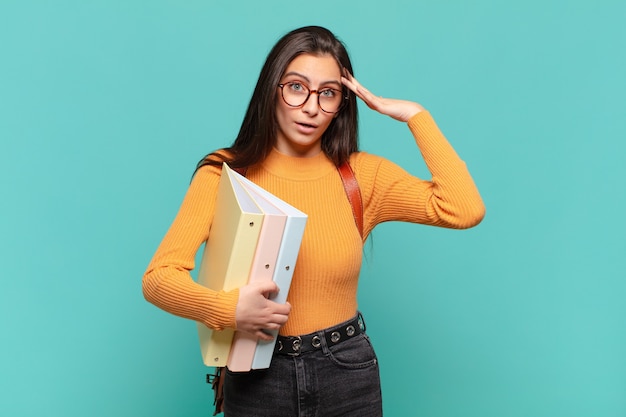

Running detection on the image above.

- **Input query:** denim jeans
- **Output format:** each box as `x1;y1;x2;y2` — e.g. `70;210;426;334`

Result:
223;319;383;417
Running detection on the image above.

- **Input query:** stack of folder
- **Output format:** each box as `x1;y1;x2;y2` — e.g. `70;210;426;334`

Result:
196;163;307;371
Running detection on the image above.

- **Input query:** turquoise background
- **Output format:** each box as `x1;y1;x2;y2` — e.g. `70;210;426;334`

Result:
1;0;625;416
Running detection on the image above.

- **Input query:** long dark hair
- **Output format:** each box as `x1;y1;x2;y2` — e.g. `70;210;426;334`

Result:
196;26;358;173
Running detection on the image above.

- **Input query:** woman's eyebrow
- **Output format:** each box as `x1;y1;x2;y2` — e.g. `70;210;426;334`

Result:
282;71;342;88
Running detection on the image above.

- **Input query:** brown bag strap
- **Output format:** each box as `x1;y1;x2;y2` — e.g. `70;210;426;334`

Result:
337;161;363;239
207;369;225;416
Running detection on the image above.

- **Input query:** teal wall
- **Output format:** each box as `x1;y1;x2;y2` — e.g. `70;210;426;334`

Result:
1;1;625;416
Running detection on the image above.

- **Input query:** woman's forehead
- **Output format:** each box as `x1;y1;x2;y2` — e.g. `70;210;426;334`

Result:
282;53;342;83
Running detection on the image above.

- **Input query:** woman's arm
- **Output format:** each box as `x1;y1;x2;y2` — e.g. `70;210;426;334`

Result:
342;73;485;231
142;165;240;330
142;165;291;338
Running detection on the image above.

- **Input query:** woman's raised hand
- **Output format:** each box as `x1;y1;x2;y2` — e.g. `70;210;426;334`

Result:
341;71;424;123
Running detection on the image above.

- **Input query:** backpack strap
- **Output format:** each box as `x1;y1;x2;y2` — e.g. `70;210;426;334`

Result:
232;162;363;239
337;161;363;239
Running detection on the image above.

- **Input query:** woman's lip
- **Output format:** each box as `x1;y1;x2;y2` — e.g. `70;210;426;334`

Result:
295;122;317;133
296;121;318;128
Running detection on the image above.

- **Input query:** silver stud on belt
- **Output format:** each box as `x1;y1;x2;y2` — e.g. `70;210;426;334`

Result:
311;335;321;348
291;336;302;353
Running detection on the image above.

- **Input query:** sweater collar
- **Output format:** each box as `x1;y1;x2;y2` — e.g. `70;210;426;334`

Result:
261;148;335;180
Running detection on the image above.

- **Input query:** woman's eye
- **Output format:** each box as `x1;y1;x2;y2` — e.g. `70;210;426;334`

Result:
320;89;336;98
289;82;306;92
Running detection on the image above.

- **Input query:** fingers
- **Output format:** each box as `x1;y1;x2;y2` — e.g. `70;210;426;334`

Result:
341;71;363;97
255;330;274;341
253;308;291;340
263;313;288;329
340;70;357;93
270;299;291;315
235;282;292;339
247;310;288;341
254;279;279;297
341;71;383;110
341;69;425;122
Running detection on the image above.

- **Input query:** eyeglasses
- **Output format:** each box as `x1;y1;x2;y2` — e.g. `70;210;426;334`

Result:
278;81;346;114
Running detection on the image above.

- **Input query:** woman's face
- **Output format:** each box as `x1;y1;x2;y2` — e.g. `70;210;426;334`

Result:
275;53;342;158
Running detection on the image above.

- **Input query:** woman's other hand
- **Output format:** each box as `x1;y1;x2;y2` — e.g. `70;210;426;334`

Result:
341;71;424;122
235;280;291;341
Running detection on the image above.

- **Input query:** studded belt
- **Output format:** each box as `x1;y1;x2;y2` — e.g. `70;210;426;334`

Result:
274;313;365;356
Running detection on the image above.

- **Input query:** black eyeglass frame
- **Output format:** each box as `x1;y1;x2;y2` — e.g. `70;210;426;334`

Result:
277;82;348;114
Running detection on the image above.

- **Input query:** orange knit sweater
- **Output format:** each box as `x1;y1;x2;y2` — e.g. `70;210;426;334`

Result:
143;111;485;336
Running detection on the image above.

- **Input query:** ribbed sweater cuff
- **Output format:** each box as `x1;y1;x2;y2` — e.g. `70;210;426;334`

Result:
407;110;435;135
203;288;239;330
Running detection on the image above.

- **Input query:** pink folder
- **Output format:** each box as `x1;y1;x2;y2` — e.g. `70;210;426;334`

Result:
226;186;287;372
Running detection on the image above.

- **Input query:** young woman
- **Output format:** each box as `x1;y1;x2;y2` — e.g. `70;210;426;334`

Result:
143;26;485;416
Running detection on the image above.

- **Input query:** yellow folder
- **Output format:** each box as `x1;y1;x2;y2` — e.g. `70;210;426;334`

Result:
196;164;265;366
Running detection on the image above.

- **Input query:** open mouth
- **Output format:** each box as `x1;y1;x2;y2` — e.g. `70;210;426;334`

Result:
296;122;317;129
